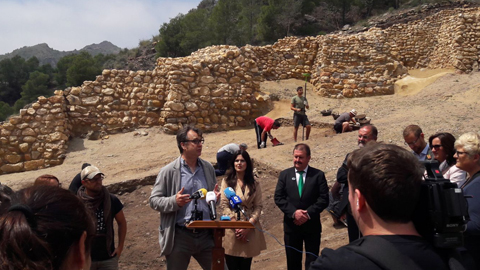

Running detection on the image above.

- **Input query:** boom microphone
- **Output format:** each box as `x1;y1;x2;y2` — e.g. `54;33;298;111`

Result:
206;191;217;220
189;188;207;200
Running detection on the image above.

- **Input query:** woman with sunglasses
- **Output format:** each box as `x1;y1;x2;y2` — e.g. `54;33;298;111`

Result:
220;150;266;270
428;132;466;186
454;132;480;268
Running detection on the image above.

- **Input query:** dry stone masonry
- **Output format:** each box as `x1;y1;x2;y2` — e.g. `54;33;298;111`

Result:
2;6;480;174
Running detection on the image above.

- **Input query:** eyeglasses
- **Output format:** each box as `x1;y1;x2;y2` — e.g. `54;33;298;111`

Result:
431;145;442;149
184;138;205;145
455;151;469;156
404;137;419;146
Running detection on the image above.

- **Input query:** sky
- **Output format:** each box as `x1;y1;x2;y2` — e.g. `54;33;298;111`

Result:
0;0;200;55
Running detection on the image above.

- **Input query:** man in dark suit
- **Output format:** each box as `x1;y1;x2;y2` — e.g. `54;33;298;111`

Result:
274;143;329;270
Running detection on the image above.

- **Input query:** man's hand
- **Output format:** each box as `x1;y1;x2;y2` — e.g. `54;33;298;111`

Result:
111;246;124;258
293;209;309;226
176;187;192;207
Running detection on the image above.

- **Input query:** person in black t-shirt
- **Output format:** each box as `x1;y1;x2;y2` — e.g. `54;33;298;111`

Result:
311;143;448;270
78;165;127;270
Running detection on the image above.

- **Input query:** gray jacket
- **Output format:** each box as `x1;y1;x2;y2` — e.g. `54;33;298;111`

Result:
149;156;216;256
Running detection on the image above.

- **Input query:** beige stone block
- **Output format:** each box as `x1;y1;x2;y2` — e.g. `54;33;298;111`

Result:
83;96;100;106
50;108;62;114
23;136;37;143
49;95;64;103
200;76;215;83
5;154;22;163
185;102;199;112
24;159;44;171
9;116;22;124
48;132;68;142
1;163;24;173
21;128;36;136
103;88;115;95
19;143;29;153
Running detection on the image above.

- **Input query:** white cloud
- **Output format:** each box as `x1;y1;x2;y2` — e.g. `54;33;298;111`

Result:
0;0;199;54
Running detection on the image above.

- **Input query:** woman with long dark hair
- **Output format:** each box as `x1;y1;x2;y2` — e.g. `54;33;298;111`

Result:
0;185;95;270
428;132;466;186
220;150;266;270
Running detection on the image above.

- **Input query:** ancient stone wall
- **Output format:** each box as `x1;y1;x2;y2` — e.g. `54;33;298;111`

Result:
2;6;480;174
0;93;68;173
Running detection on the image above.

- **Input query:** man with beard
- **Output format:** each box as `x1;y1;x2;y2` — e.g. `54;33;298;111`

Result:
274;143;329;270
78;165;127;270
328;124;377;241
403;124;434;161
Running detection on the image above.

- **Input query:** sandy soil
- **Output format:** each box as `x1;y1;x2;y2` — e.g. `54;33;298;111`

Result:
1;69;479;269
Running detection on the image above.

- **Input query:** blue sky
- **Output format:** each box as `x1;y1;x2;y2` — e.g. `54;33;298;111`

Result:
0;0;200;55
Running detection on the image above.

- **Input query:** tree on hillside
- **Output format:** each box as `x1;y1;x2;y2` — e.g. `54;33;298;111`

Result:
55;54;75;87
156;14;188;57
181;8;213;54
0;56;36;105
238;0;263;44
257;0;285;42
0;101;14;122
209;0;242;45
277;0;303;36
12;71;51;112
66;52;102;86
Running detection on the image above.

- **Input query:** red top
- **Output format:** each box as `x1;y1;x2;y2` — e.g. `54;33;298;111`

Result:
255;116;274;132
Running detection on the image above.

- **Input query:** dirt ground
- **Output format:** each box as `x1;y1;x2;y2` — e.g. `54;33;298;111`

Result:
1;69;480;269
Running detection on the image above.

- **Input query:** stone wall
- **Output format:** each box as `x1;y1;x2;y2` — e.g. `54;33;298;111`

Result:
2;6;480;173
0;93;68;173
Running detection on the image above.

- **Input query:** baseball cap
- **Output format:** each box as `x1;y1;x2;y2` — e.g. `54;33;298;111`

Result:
81;165;104;180
350;109;357;116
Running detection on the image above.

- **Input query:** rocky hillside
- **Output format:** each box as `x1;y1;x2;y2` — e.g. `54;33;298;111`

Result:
0;41;122;67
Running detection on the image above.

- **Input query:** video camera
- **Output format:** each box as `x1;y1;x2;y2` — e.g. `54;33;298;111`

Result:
413;160;469;249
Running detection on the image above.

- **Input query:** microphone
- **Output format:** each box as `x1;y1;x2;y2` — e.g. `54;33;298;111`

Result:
223;187;245;215
224;187;236;199
206;191;217;220
189;188;207;200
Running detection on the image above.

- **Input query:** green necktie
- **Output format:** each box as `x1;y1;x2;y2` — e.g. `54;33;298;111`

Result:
298;171;304;197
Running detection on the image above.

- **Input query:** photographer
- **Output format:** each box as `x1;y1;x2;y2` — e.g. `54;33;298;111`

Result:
310;143;448;270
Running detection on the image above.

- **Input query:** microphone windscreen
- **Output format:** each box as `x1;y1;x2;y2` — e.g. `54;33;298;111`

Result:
224;187;236;199
199;188;207;199
206;191;216;203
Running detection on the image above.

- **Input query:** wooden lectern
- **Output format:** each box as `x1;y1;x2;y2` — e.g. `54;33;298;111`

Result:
187;220;255;270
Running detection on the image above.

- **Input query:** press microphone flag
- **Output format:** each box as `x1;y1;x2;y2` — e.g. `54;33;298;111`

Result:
206;191;217;220
223;187;245;214
224;187;236;199
189;188;207;199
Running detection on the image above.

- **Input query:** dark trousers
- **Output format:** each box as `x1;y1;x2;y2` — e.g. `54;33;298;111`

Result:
254;121;266;149
284;229;320;270
225;254;253;270
215;150;233;176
